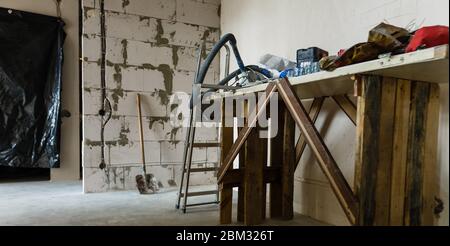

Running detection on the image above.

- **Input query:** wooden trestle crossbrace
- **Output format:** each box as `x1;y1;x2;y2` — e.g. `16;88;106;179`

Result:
217;78;359;225
217;76;440;226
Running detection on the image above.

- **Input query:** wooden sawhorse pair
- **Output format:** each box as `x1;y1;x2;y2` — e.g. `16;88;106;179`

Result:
217;76;440;226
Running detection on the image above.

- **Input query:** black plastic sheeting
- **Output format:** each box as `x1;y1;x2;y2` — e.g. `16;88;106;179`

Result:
0;8;66;168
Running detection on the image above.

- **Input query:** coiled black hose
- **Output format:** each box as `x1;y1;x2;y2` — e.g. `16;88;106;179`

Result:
190;34;273;109
218;65;272;86
195;33;246;85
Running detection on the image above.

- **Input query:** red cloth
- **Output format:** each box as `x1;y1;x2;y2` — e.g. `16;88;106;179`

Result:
406;26;449;53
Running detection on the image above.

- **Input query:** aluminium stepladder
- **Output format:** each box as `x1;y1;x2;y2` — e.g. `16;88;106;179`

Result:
175;45;235;213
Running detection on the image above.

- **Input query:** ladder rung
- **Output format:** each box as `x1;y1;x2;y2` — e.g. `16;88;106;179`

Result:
201;84;239;91
180;190;218;198
185;201;220;208
192;143;220;148
185;167;218;173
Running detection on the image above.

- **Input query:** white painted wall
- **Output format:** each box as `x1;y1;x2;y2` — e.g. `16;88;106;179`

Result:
221;0;449;225
0;0;80;181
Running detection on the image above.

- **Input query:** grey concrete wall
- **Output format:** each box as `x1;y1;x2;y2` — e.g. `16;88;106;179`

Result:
0;0;80;181
82;0;221;192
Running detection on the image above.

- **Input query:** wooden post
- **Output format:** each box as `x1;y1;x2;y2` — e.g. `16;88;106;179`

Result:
244;95;265;225
220;98;234;224
390;79;411;225
357;75;397;225
258;95;269;220
270;100;285;219
237;100;247;222
404;81;440;226
281;104;296;220
422;84;440;225
405;82;430;226
217;83;277;183
375;77;396;225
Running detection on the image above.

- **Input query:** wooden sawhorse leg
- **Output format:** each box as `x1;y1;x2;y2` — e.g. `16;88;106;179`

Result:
270;99;296;220
219;98;234;224
355;75;440;226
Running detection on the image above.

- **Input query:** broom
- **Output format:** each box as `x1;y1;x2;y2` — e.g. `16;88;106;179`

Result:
136;93;149;194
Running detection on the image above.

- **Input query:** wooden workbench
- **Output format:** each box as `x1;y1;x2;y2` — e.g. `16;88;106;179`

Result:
216;45;448;226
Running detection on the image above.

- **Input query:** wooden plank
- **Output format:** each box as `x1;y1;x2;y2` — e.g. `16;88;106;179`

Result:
219;98;234;224
374;77;397;225
281;106;296;220
357;75;382;226
237;100;248;222
354;83;365;197
219;185;233;224
257;101;269;220
405;82;430;226
260;132;268;220
295;97;325;166
389;79;411;226
217;83;277;183
270;100;285;219
421;83;440;225
224;45;448;100
332;95;357;125
237;168;245;222
244;116;265;225
277;78;358;225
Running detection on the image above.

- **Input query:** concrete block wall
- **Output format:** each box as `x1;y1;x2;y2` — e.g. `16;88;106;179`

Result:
82;0;221;193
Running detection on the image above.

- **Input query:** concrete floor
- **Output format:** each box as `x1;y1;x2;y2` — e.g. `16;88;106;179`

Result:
0;181;326;226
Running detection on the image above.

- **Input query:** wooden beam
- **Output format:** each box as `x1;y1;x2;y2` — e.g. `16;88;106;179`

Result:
217;83;277;183
389;79;411;225
244;119;265;225
281;106;296;220
357;78;440;226
277;78;358;225
354;85;365;196
219;185;233;224
422;83;440;225
405;82;430;226
295;97;325;166
356;75;382;226
332;95;357;125
270;100;285;219
224;45;448;100
237;100;248;222
259;120;268;220
374;77;397;225
219;98;234;224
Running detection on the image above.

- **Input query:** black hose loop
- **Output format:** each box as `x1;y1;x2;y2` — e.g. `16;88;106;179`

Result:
195;33;245;86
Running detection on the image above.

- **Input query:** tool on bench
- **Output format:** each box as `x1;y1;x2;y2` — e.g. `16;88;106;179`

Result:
280;47;328;78
176;34;273;213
